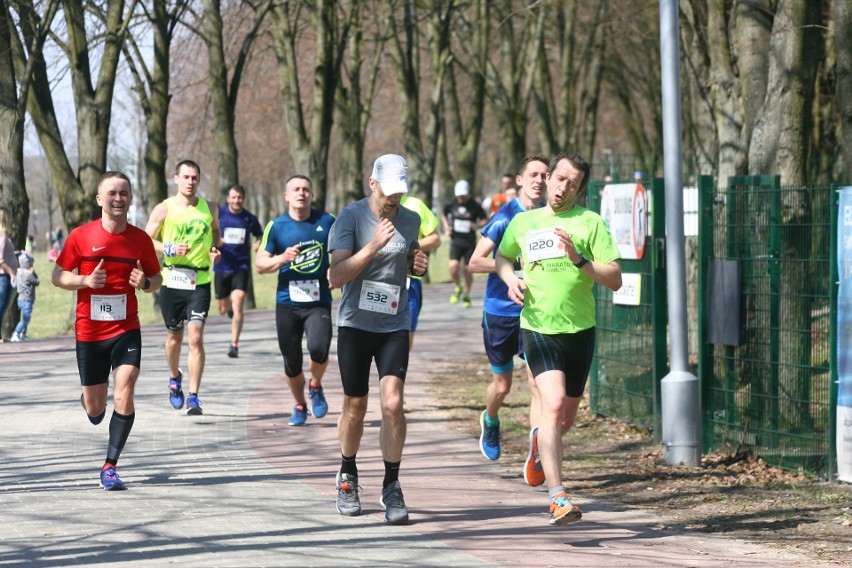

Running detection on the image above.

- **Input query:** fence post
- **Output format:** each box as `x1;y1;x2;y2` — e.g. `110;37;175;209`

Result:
830;184;840;480
697;175;714;451
652;178;668;442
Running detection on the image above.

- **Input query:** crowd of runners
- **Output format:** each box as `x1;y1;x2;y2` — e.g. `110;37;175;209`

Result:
52;151;621;527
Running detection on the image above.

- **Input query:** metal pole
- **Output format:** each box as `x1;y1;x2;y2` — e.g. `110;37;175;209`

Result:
659;0;701;466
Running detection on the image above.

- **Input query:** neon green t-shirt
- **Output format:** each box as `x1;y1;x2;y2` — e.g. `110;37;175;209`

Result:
161;196;214;286
498;206;620;334
401;195;439;280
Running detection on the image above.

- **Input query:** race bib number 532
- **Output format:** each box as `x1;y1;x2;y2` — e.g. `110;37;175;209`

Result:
358;280;401;315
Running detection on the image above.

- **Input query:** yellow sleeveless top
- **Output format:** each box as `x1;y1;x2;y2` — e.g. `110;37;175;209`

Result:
161;196;214;285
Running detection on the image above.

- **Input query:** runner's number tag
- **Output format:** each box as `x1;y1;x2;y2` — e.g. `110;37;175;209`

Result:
90;294;127;321
358;280;401;315
223;227;246;245
525;228;564;263
289;279;320;303
453;219;472;234
167;267;197;290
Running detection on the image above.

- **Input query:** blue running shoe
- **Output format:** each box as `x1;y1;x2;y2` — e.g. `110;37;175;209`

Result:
479;410;501;460
100;466;126;491
169;370;184;410
289;404;307;426
185;394;203;416
310;387;328;419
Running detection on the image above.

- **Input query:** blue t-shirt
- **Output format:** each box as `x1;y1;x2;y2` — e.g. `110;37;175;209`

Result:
261;210;336;306
482;198;530;317
215;206;263;273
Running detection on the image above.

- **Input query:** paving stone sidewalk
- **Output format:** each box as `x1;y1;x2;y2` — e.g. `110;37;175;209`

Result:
0;283;834;567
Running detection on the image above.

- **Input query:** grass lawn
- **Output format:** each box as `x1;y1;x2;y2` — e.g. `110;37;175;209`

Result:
19;239;457;339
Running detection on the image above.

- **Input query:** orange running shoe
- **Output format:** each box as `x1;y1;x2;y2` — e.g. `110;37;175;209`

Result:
524;427;545;487
549;492;582;526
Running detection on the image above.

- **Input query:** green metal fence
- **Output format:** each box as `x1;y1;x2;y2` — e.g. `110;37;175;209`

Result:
698;176;835;475
587;179;667;434
587;174;836;477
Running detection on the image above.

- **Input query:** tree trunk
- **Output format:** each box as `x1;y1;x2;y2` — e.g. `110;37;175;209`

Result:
202;0;239;195
746;0;823;432
270;0;340;208
836;0;852;181
445;0;488;189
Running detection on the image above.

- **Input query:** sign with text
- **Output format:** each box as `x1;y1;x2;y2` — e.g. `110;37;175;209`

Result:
599;183;647;260
836;186;852;482
612;273;642;306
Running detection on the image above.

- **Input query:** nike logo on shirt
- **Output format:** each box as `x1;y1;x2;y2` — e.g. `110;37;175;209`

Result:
92;246;107;251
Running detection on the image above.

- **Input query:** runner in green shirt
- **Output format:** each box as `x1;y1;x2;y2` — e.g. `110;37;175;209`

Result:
496;152;622;526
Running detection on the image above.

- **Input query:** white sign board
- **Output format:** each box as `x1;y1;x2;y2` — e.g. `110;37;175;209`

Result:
612;273;642;306
599;183;647;260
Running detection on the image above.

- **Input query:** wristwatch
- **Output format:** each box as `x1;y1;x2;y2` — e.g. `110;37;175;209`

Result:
574;253;590;269
143;276;151;290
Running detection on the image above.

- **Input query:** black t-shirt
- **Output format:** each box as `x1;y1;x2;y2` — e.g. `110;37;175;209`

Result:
443;199;487;244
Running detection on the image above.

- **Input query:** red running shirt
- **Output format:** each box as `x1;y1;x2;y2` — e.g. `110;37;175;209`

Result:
56;220;161;342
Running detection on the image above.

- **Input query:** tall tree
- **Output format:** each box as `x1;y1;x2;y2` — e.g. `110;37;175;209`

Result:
333;0;385;210
193;0;272;195
485;0;541;172
441;0;488;189
835;0;852;181
380;0;453;202
24;0;134;232
269;0;344;208
535;1;608;160
123;0;188;207
0;0;59;339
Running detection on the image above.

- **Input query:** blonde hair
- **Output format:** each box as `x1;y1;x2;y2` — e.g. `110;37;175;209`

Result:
0;207;10;234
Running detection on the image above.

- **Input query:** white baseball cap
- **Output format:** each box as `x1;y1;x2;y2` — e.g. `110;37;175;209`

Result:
454;180;470;197
371;154;409;196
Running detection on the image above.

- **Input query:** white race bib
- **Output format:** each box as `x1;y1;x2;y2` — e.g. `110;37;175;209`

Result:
289;279;320;303
358;280;401;315
223;227;246;245
167;267;197;290
90;294;127;321
453;219;472;234
525;228;564;263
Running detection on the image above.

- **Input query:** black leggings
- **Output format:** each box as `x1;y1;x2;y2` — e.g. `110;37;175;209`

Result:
276;304;332;377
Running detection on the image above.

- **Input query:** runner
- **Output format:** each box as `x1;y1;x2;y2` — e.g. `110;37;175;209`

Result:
328;153;427;525
51;171;162;490
496;152;622;525
441;180;487;307
255;175;335;426
145;160;221;416
467;155;548;466
215;184;263;358
400;193;441;350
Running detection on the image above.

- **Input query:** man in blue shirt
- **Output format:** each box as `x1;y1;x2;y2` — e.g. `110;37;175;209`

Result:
255;175;335;426
215;185;263;358
467;155;548;477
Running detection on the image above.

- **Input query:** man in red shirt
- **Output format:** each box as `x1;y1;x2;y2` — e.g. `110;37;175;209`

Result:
52;171;162;491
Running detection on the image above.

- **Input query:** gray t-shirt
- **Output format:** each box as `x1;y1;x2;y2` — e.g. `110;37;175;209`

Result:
329;198;420;333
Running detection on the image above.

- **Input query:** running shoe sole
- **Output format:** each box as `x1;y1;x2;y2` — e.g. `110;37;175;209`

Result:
550;506;583;526
524;427;545;487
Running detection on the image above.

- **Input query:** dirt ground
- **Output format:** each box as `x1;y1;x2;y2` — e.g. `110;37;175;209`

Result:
427;357;852;566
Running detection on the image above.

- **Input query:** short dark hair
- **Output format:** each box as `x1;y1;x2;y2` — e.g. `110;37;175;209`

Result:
502;172;514;179
549;152;590;193
99;170;132;190
228;184;246;197
517;154;549;176
285;175;312;191
175;159;201;176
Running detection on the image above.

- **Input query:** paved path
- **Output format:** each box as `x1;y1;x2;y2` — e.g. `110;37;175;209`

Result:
0;283;835;567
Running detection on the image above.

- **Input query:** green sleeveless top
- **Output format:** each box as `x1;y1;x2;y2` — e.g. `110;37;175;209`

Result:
161;196;214;286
